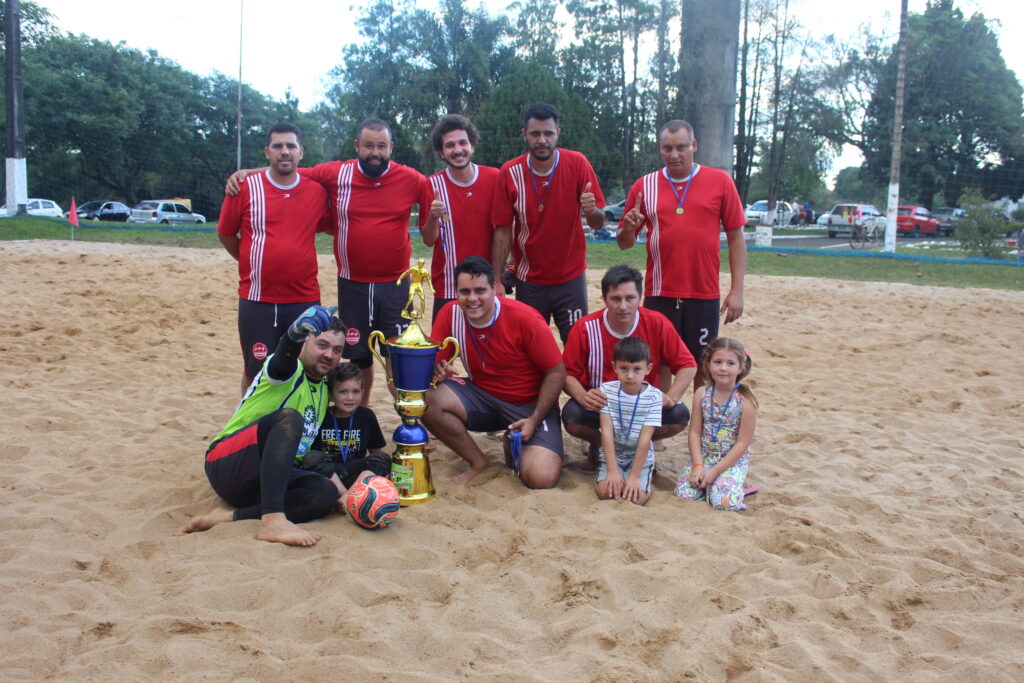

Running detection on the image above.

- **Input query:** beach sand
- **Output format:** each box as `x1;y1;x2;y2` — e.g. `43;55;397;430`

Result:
1;240;1021;680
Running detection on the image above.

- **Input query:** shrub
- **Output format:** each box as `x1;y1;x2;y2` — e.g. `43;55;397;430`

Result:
957;189;1010;259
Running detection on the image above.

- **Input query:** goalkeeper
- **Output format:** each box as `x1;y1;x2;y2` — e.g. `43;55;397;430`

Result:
184;306;348;547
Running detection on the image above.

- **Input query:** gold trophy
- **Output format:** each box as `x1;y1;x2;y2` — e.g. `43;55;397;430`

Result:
368;261;459;506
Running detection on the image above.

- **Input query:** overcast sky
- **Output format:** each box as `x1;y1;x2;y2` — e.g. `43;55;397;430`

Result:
34;0;1023;110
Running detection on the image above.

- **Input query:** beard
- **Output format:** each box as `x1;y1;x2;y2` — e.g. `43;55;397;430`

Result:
359;156;389;178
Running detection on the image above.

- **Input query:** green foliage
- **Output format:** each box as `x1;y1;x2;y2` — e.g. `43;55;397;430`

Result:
956;189;1012;258
861;0;1024;206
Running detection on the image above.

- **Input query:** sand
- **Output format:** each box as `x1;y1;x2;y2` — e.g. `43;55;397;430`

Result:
0;239;1022;680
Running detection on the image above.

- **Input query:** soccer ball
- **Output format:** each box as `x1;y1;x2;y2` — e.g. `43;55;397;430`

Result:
345;475;400;529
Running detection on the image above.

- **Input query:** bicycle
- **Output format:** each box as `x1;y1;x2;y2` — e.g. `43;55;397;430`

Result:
849;223;882;250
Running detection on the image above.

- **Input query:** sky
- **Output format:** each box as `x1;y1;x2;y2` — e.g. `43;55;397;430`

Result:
34;0;1024;110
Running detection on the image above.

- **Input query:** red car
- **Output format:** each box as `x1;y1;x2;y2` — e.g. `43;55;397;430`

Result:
896;206;940;237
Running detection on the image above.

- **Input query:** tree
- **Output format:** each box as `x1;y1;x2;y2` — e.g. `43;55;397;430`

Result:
861;0;1024;207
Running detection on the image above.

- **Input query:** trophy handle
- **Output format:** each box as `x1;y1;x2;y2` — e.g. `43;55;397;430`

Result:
367;330;393;384
430;336;461;388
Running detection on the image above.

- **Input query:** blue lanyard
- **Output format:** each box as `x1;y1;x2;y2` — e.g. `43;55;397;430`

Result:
708;384;738;443
528;150;559;212
616;386;642;441
466;303;499;369
663;165;698;215
331;411;356;464
509;430;522;473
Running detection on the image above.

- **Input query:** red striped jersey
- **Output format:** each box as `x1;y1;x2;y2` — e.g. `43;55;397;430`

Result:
302;160;427;283
431;297;563;405
217;170;328;303
419;164;499;299
490;148;605;285
625;165;745;299
562;307;696;389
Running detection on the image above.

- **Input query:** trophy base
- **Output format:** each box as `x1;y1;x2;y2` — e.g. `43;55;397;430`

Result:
390;445;435;507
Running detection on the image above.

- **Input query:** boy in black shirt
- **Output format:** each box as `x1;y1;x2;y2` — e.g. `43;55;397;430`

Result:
300;363;392;496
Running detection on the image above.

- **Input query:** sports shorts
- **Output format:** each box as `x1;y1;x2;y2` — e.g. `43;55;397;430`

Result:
432;296;455;323
238;298;319;379
203;416;320;510
597;454;656;493
561;398;690;431
513;272;587;344
337;276;411;368
442;377;564;457
643;296;720;366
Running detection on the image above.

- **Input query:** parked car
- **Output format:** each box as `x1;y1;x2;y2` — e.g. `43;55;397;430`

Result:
1;198;63;217
825;203;885;238
604;199;627;223
129;200;206;225
931;207;965;236
744;200;793;226
896;206;940;237
65;200;130;222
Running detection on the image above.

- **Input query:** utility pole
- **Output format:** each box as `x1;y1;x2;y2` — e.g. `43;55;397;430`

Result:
236;0;243;170
5;0;28;215
677;0;741;171
883;0;908;253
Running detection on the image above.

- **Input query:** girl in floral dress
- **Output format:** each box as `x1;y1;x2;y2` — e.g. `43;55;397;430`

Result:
674;337;758;511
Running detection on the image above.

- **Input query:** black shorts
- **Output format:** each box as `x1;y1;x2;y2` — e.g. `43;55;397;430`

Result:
238;298;319;379
432;296;455;323
337;277;411;368
643;296;720;366
443;378;564;457
561;398;690;431
513;272;587;344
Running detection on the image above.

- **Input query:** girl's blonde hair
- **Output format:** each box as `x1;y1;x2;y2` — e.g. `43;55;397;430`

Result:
701;337;758;408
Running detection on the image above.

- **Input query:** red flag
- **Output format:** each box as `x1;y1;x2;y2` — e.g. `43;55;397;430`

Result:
68;197;80;227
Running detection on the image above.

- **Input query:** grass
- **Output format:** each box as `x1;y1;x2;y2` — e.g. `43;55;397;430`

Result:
4;216;1022;291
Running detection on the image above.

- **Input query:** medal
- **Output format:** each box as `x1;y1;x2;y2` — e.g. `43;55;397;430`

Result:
676;207;684;215
528;151;559;216
443;213;451;222
664;165;698;216
538;204;545;212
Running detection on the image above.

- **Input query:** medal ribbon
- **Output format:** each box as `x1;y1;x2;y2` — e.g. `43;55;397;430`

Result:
616;386;642;444
528;150;560;212
663;165;698;215
708;384;738;444
331;411;356;465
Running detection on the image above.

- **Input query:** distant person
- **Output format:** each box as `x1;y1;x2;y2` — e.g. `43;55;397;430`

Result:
420;114;500;321
217;122;330;393
618;119;747;387
184;306;348;547
562;265;695;469
423;256;566;488
490;103;606;342
226;118;427;406
299;362;392;497
802;199;815;225
594;337;663;506
674;337;758;511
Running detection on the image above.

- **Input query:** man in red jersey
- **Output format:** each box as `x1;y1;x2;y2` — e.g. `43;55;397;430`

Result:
227;118;427;405
561;264;696;468
423;256;566;488
618;119;747;386
490;104;606;343
420;114;499;321
218;122;330;393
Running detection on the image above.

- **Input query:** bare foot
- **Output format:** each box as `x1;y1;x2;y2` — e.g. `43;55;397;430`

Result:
453;463;488;485
255;513;320;547
182;507;234;533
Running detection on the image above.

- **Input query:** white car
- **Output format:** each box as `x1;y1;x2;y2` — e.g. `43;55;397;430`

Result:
1;198;64;217
744;200;793;226
825;204;886;238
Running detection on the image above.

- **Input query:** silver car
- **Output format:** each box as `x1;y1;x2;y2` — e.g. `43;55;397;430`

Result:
129;200;206;225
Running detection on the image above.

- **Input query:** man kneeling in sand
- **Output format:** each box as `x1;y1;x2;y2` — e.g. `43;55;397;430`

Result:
185;306;368;546
423;256;566;488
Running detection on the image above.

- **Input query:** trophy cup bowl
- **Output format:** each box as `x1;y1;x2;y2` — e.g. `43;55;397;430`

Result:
368;323;460;506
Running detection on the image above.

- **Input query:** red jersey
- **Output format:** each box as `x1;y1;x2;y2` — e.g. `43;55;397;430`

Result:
625;165;745;299
217;171;329;303
432;297;563;405
490;148;605;285
302;160;427;283
563;307;696;389
419;165;499;299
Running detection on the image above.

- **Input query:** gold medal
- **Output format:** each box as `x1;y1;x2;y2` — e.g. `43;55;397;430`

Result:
443;214;451;222
538;204;545;212
676;207;684;215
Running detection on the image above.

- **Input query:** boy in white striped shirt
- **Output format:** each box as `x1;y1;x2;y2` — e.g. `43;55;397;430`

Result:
596;337;662;505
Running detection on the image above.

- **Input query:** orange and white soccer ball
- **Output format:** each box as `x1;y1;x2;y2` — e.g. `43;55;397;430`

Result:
345;475;400;529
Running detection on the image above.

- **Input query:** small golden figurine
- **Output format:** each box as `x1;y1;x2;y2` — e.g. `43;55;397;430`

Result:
398;258;432;320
